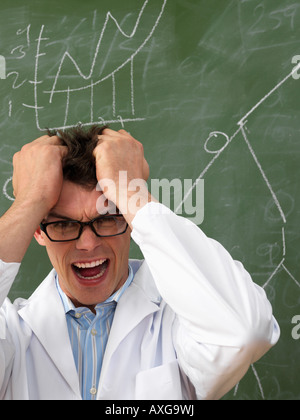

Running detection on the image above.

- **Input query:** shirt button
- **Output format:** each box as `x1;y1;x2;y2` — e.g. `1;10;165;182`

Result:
90;387;97;396
75;313;82;319
91;328;97;336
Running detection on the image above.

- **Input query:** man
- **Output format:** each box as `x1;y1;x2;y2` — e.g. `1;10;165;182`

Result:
0;126;279;400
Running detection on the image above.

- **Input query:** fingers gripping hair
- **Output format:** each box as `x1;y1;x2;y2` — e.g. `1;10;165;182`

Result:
46;125;108;189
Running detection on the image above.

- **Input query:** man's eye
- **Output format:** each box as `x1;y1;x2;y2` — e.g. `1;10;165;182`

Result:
52;222;76;231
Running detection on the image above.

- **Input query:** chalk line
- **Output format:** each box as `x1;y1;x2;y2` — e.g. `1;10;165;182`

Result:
282;264;300;289
46;117;146;131
251;364;265;400
175;126;242;214
238;63;300;125
239;123;287;224
282;226;286;257
47;0;167;98
2;176;14;201
262;258;285;289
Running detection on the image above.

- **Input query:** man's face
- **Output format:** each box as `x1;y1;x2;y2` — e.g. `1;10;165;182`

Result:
35;181;131;310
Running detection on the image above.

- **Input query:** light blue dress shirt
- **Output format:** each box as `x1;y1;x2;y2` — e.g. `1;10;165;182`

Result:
56;264;133;400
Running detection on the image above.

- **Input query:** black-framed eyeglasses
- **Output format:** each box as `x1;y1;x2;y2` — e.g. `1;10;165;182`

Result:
40;214;129;243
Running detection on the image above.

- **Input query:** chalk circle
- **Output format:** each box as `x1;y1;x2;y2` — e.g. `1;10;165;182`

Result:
204;131;230;154
3;176;15;201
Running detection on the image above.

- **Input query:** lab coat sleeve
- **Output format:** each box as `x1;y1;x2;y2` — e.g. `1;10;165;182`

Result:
131;202;280;400
0;260;21;392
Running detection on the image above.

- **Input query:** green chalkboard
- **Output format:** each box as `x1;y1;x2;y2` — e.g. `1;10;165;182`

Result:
0;0;299;400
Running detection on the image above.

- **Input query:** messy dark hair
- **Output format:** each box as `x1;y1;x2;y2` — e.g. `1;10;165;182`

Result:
47;125;107;189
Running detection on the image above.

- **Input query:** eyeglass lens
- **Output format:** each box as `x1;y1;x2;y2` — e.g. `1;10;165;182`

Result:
45;216;127;241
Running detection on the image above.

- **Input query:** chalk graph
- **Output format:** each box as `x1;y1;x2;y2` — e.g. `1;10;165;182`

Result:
22;0;167;131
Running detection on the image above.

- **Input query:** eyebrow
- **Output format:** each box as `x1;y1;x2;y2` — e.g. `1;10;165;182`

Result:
46;212;76;221
45;211;114;222
45;208;122;223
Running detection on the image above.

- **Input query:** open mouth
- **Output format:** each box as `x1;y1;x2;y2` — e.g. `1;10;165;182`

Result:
72;259;109;281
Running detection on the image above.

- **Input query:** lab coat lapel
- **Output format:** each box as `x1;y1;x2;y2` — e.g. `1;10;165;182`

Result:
18;270;81;398
99;261;161;386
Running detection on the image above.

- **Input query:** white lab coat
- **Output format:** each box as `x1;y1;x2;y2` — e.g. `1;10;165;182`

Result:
0;203;279;400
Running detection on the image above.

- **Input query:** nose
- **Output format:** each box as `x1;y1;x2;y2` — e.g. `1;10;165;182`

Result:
75;225;102;251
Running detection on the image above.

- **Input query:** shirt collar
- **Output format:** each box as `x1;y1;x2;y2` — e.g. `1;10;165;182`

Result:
56;263;134;315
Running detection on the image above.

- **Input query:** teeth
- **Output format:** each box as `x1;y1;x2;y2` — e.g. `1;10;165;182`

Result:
73;259;107;269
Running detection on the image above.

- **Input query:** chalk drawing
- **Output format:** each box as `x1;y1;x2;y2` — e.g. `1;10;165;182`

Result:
21;0;168;131
3;0;168;203
2;176;13;201
175;63;300;399
5;24;31;115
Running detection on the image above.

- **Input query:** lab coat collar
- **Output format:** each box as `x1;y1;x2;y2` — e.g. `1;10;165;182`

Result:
101;260;161;366
17;269;81;398
17;260;161;399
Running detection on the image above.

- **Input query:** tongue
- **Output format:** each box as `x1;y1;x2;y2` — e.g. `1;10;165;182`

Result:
75;260;108;279
78;266;102;278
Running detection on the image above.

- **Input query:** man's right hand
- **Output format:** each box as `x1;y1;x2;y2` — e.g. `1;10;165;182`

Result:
12;135;67;218
0;135;67;263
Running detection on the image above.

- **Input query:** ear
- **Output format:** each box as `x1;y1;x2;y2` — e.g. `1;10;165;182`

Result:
34;226;47;247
